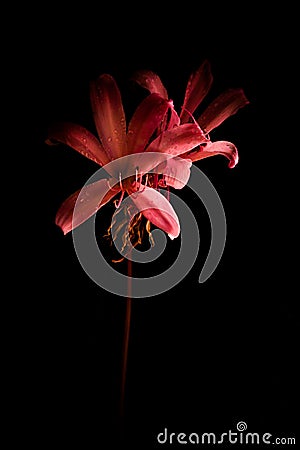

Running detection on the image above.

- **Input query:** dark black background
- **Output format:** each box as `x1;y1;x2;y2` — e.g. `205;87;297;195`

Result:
18;4;297;449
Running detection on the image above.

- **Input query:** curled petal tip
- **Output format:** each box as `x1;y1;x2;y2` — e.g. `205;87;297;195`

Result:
45;137;57;146
228;155;239;169
168;230;180;240
55;216;70;235
229;147;239;168
180;140;239;168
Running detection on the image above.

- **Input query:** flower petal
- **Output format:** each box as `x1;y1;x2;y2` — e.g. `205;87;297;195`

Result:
127;93;170;154
90;74;127;160
131;70;168;99
180;60;213;123
146;123;208;156
46;122;111;166
197;88;249;133
157;102;180;135
129;124;207;176
156;157;192;189
181;141;239;168
128;185;180;239
166;104;180;130
55;179;121;234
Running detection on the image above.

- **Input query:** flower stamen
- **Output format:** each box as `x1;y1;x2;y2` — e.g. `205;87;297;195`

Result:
114;190;125;209
180;107;198;125
119;172;123;190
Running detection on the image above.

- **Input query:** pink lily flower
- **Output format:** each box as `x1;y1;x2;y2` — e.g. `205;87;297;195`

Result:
47;74;208;238
132;59;249;172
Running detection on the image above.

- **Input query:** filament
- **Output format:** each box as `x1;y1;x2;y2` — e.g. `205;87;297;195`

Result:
114;190;125;208
119;172;123;190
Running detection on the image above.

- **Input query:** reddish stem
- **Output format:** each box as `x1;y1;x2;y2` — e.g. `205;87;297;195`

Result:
120;256;132;419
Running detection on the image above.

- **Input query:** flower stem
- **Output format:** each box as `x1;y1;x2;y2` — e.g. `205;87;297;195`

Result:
120;255;132;419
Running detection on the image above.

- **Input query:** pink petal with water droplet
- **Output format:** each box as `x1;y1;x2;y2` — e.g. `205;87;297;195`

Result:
156;157;192;189
131;70;168;99
127;93;170;154
181;141;239;168
90;74;127;160
46;122;111;166
146;123;208;156
198;88;249;133
55;179;121;234
130;124;207;176
128;185;180;239
180;60;213;123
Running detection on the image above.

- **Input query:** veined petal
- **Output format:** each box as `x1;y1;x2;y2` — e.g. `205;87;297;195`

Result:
156;157;192;189
131;70;168;99
128;185;180;239
55;179;121;235
181;141;239;168
127;93;170;154
198;88;249;133
180;60;213;123
90;74;127;160
46;122;111;166
146;123;208;156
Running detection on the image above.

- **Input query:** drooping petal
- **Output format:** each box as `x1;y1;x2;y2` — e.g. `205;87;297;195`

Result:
128;185;180;239
146;123;208;156
131;70;168;99
181;141;239;168
46;122;111;166
156;157;192;189
197;88;249;133
90;74;127;160
127;93;170;154
55;179;121;234
180;60;213;123
129;123;207;176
